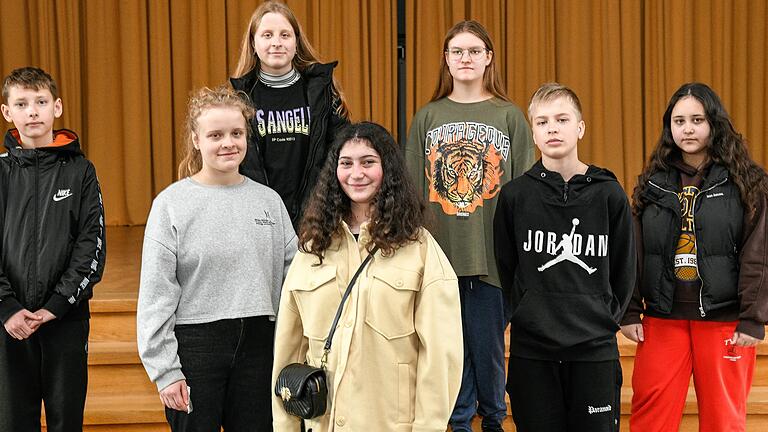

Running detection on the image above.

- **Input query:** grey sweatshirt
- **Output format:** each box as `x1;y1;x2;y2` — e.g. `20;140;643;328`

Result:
137;177;297;391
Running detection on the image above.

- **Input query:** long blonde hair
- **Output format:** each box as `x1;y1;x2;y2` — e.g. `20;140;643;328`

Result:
430;20;509;103
232;0;348;117
178;86;255;179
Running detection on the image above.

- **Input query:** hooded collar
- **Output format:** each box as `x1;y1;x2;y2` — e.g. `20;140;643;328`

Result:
524;160;619;205
3;129;83;166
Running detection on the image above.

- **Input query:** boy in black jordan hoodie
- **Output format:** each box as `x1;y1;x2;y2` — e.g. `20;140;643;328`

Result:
494;83;635;432
0;67;105;432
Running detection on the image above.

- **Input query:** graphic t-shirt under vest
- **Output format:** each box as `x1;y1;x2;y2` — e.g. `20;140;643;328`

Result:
253;78;311;215
670;160;707;319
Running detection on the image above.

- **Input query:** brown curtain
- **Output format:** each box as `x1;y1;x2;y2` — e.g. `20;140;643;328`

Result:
406;0;767;190
643;0;768;169
2;1;766;223
0;0;396;225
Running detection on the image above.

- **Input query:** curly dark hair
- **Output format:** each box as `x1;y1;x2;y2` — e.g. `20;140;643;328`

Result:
633;82;768;216
299;122;426;262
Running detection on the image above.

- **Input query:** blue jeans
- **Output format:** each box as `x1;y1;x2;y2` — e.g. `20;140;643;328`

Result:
449;277;507;431
166;316;274;432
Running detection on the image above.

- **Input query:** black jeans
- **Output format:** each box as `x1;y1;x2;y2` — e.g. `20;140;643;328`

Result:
166;316;274;432
507;356;622;432
0;318;90;432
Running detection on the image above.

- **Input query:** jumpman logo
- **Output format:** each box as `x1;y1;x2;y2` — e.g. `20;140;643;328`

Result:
537;218;597;274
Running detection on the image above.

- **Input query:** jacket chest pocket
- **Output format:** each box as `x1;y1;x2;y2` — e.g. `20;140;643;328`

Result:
291;265;340;347
365;269;421;340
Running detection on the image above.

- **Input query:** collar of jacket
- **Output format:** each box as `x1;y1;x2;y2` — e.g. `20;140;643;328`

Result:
3;129;83;166
648;162;729;192
324;220;375;253
230;61;338;95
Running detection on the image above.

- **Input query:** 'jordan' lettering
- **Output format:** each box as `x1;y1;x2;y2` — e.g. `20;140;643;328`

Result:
522;229;608;257
521;218;608;275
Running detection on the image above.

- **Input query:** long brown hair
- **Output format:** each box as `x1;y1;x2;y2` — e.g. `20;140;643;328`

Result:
633;82;768;216
430;20;509;102
232;0;348;117
299;122;426;262
177;86;255;179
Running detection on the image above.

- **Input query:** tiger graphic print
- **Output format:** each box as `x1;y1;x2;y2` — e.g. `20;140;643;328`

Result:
424;122;509;216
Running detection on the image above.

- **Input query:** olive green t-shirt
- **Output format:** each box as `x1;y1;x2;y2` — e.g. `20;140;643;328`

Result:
405;97;534;287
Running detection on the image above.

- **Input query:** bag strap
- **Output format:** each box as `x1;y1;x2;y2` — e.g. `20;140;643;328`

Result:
320;245;378;368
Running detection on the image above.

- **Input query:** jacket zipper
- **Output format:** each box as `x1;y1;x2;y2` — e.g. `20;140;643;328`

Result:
241;87;270;187
690;177;728;317
649;178;727;318
563;183;569;203
294;84;330;219
33;151;40;306
647;180;683;313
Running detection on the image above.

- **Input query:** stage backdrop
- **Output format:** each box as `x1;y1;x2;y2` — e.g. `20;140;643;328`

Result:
1;0;766;225
0;0;397;225
407;0;768;191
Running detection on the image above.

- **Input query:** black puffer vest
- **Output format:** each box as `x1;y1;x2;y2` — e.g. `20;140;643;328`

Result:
639;164;743;317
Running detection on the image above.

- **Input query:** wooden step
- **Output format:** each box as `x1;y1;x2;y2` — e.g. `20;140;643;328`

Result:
89;340;140;365
619;385;768;414
618;332;768;356
489;415;768;432
618;332;768;387
43;393;166;429
88;363;156;395
90;311;137;342
83;394;165;425
618;415;768;432
489;388;768;431
620;355;768;387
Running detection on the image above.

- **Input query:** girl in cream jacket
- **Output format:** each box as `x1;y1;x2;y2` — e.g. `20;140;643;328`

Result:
272;122;463;432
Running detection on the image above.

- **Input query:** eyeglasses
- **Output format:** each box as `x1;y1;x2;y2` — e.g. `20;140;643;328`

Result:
445;47;489;61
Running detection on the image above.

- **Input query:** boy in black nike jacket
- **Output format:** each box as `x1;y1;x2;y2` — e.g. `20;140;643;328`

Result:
0;67;105;432
494;83;635;432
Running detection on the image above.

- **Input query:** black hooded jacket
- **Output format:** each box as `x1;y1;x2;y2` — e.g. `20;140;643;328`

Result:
494;161;636;361
230;62;349;225
0;129;105;322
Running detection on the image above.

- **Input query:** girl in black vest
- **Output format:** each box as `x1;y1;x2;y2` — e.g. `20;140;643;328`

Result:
621;82;768;432
231;0;349;226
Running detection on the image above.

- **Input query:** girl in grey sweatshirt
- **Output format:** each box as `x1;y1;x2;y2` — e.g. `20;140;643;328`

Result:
137;86;297;432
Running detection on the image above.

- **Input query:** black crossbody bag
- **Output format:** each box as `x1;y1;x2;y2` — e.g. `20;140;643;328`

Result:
274;247;378;419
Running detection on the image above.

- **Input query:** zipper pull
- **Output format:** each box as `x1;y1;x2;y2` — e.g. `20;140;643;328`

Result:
563;183;569;203
699;306;706;317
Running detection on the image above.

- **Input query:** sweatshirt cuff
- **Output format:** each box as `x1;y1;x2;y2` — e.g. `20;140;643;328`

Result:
0;297;24;324
620;312;642;326
736;319;765;340
43;293;72;319
156;369;186;392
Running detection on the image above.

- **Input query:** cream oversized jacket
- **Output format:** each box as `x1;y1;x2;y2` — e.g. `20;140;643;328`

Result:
272;223;463;432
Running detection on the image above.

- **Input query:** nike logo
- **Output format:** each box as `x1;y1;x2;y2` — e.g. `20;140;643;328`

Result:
53;189;73;202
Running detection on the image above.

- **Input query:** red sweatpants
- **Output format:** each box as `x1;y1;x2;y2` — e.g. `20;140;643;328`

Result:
629;317;756;432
